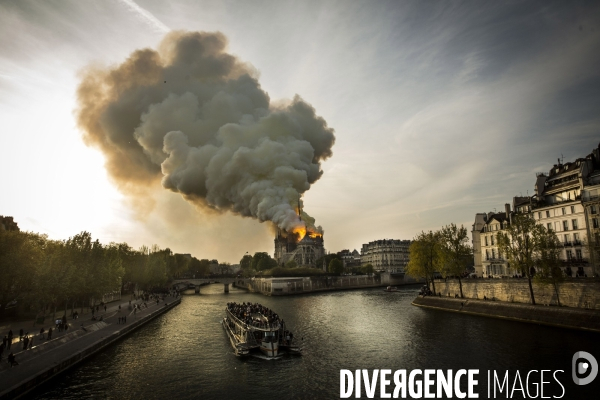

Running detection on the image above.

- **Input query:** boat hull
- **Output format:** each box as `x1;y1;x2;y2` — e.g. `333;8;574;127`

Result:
223;303;302;358
222;318;250;356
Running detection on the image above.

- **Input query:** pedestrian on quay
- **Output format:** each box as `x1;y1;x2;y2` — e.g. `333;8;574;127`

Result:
23;335;29;350
29;336;34;349
48;327;53;340
19;328;23;342
39;327;45;339
119;304;122;312
8;330;13;349
3;335;8;349
0;342;5;360
8;352;18;367
104;305;107;312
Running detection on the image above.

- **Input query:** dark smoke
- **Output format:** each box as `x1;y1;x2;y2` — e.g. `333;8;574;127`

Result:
77;31;334;233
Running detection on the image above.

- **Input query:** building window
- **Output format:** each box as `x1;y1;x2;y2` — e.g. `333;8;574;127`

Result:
576;249;582;260
566;250;573;260
485;236;488;246
546;210;550;218
491;249;495;259
594;218;599;229
564;234;571;244
591;205;598;215
563;220;569;231
491;235;495;245
562;207;566;215
547;223;552;231
571;206;575;214
574;233;580;244
485;250;489;260
572;219;578;230
538;212;542;219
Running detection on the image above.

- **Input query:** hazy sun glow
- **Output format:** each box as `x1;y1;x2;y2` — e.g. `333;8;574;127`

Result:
1;1;599;263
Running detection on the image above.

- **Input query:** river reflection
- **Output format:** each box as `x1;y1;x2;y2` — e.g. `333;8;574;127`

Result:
30;285;598;399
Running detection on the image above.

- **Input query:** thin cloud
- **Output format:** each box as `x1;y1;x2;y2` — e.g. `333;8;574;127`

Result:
117;0;169;34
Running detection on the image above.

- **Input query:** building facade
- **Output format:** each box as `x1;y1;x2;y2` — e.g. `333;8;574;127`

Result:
477;207;512;278
274;229;325;268
360;239;410;274
472;143;600;278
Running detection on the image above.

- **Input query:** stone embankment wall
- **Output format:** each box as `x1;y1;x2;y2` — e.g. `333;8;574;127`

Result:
412;296;600;332
240;273;422;296
432;279;600;310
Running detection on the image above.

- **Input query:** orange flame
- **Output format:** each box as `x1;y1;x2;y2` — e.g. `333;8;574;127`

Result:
291;226;322;241
292;226;307;241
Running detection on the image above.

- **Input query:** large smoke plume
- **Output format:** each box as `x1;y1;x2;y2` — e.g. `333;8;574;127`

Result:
77;31;334;234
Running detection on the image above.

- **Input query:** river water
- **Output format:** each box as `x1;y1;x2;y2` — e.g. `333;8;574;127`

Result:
30;285;598;399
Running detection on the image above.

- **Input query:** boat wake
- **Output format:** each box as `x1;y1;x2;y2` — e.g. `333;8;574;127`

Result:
251;354;283;361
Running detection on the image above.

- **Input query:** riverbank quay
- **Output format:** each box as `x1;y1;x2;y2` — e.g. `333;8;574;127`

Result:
238;273;423;296
0;296;181;399
412;296;600;332
432;278;600;309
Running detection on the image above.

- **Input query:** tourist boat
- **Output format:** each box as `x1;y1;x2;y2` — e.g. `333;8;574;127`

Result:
383;286;399;292
222;302;302;357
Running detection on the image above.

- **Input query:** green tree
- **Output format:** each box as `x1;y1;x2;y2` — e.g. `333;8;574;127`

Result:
35;239;76;319
439;224;472;298
406;230;442;295
316;253;341;270
583;233;600;277
328;258;344;275
0;230;44;315
240;254;253;270
101;243;125;296
147;249;168;289
190;258;211;277
174;254;191;278
361;264;374;275
257;256;277;271
284;259;298;268
65;231;95;311
496;214;540;305
252;252;272;270
533;227;564;306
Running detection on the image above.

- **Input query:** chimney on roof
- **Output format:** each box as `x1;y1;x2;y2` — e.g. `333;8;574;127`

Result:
505;203;510;219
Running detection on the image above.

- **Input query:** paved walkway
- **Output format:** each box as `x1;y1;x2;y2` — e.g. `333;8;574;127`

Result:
0;293;180;398
1;296;138;353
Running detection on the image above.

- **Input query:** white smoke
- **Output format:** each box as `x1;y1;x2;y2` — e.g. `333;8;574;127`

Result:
77;31;335;233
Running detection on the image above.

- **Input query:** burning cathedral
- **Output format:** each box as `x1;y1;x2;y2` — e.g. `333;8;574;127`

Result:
274;202;325;268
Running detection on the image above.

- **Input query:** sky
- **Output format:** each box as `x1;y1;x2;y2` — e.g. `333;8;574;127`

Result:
1;0;600;263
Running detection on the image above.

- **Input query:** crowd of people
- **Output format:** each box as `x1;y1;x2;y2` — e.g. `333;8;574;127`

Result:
226;302;299;347
227;302;282;329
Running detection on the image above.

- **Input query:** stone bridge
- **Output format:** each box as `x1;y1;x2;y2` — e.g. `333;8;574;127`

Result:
172;278;247;293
